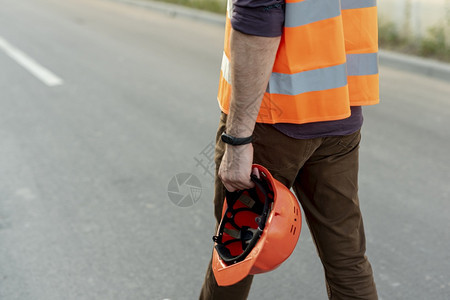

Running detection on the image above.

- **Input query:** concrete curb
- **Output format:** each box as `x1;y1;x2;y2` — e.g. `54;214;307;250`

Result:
109;0;450;82
379;50;450;82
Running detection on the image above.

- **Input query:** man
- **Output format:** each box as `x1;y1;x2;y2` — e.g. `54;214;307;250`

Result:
200;0;379;299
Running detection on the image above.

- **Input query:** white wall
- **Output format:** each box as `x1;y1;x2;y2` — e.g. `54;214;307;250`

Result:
378;0;450;37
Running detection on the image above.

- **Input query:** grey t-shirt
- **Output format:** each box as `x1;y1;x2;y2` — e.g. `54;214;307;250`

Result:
230;0;362;138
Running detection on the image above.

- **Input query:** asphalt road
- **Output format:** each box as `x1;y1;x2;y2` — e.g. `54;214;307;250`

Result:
0;0;449;299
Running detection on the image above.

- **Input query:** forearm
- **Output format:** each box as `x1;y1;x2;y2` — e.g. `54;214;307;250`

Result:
218;0;284;191
226;29;281;138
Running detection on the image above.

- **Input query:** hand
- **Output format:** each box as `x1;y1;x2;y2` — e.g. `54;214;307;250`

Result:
218;143;260;192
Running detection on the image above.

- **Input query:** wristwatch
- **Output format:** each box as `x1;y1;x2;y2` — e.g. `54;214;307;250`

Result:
221;132;253;146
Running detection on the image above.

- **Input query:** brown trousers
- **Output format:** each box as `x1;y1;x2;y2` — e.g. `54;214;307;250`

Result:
199;113;378;300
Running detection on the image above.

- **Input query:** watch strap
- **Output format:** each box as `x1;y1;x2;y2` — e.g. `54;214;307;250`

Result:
221;132;253;146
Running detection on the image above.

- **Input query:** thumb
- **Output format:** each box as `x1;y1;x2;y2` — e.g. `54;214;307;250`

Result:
252;167;260;179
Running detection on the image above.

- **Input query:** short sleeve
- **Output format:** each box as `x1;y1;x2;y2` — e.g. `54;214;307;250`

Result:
231;0;285;37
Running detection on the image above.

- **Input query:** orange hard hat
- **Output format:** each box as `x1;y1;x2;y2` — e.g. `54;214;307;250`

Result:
212;164;301;286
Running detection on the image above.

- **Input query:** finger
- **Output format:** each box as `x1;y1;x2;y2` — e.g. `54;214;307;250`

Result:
252;167;260;179
235;179;254;191
224;179;252;192
223;182;238;193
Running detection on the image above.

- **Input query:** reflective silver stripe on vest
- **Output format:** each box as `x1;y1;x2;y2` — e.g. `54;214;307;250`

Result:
285;0;341;28
226;0;233;17
222;52;378;95
346;53;379;76
341;0;377;10
221;52;232;84
267;64;348;95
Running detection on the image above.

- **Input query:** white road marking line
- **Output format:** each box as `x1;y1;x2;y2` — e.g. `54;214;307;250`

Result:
0;36;63;87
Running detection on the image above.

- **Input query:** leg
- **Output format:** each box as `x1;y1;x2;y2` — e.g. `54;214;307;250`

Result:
293;131;378;299
199;113;254;300
200;113;317;299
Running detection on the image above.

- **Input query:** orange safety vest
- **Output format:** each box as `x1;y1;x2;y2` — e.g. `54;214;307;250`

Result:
218;0;379;124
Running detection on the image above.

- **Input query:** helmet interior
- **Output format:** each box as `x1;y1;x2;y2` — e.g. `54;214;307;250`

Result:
213;174;274;265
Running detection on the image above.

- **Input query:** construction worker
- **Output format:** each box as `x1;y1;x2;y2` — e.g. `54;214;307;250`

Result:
200;0;379;299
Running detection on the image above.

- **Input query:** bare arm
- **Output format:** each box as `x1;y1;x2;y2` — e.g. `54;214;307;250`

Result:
227;29;281;137
219;29;281;192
